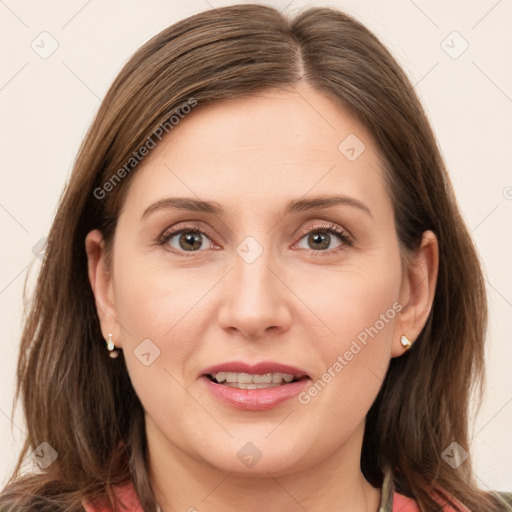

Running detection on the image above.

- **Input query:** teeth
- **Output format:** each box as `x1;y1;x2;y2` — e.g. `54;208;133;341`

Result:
224;382;281;389
211;372;298;386
238;373;254;384
253;374;273;384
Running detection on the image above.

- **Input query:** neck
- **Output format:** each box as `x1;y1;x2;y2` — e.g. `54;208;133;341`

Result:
146;416;381;512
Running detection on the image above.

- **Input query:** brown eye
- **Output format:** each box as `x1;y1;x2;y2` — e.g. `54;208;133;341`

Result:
177;231;204;251
161;228;215;253
295;225;351;252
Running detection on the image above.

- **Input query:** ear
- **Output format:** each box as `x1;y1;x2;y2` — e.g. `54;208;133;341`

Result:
85;229;123;348
392;230;439;357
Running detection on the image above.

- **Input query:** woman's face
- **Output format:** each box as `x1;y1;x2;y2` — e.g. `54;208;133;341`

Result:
87;83;436;478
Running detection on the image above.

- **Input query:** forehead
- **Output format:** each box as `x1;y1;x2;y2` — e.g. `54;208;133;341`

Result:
124;84;392;219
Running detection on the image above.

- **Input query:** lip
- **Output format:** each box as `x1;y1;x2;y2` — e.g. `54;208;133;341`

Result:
201;361;310;411
202;376;309;411
202;361;309;378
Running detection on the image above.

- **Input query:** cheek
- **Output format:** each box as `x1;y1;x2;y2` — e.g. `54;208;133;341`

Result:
110;261;206;421
110;254;221;402
112;252;210;341
296;253;402;400
302;257;401;348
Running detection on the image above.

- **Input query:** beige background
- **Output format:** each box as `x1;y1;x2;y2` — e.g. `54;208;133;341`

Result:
1;0;511;492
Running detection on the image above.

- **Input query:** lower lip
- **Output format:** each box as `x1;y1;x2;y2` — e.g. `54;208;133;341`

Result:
202;376;310;411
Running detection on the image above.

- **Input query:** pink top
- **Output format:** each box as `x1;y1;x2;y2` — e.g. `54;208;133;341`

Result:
82;480;470;512
82;482;141;512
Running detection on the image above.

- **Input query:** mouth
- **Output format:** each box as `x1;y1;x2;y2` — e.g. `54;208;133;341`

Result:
206;371;308;389
200;362;310;410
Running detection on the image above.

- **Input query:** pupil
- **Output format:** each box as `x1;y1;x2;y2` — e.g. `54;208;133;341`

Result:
310;232;329;250
179;232;202;251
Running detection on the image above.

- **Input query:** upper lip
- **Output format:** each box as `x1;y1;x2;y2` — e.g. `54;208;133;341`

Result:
202;361;309;378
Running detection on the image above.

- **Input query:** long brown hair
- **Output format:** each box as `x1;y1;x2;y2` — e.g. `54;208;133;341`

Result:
0;4;507;511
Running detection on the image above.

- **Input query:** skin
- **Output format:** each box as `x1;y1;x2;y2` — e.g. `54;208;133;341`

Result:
86;82;438;512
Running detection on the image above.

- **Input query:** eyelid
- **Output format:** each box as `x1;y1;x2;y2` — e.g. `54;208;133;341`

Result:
158;222;218;249
158;220;353;256
294;221;352;242
292;221;353;253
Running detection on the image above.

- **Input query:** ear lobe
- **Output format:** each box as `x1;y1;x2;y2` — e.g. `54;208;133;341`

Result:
392;230;439;357
85;229;121;346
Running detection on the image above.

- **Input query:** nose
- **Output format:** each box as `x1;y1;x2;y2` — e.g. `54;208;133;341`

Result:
217;248;293;340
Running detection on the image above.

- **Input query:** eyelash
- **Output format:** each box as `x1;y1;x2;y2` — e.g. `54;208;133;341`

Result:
158;221;353;258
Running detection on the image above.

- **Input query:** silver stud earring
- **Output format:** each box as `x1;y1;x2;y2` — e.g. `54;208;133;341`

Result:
106;333;120;358
400;335;412;350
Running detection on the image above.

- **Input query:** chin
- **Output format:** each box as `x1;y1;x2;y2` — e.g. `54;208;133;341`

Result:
191;433;315;477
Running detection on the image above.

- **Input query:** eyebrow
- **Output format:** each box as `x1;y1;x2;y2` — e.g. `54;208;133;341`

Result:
140;195;373;220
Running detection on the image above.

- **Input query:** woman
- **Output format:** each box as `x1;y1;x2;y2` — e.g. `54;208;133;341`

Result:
1;4;511;511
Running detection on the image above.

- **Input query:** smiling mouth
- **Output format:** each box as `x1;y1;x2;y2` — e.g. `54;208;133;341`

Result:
207;372;307;389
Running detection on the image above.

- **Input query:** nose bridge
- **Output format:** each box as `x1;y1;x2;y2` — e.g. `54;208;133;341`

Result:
218;234;291;337
234;242;275;299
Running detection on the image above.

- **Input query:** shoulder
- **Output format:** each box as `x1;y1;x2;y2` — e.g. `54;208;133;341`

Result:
392;492;420;511
380;466;512;512
82;481;143;512
392;487;512;512
379;468;421;511
1;473;142;512
392;491;512;512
